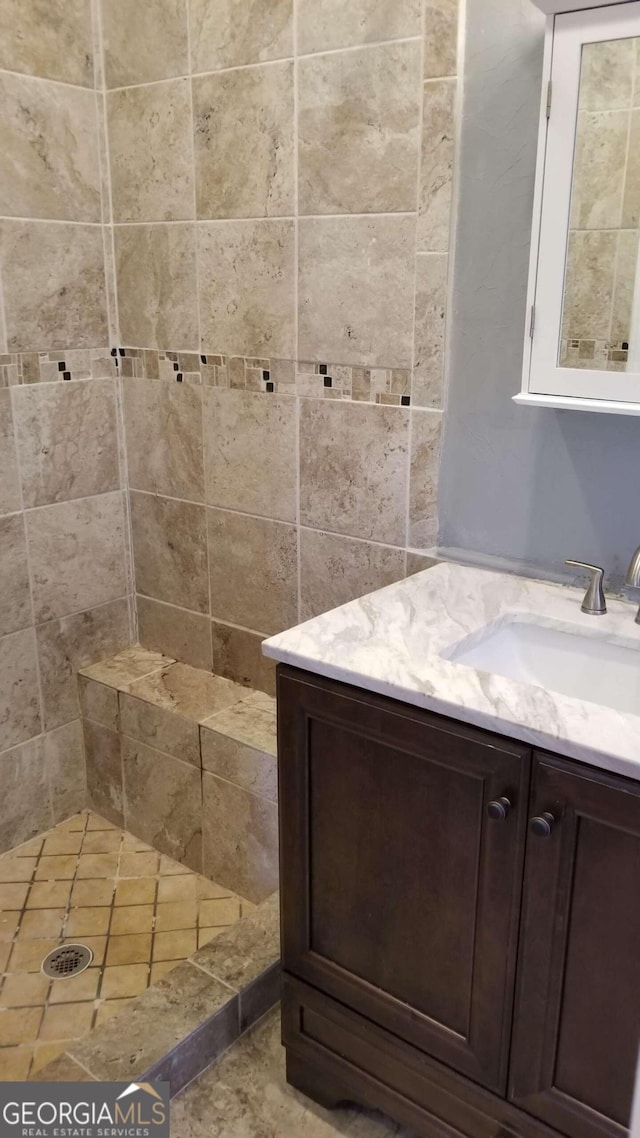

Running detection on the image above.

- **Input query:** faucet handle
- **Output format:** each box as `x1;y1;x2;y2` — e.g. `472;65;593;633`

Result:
565;560;607;616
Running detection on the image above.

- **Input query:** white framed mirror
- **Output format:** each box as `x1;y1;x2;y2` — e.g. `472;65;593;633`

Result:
517;0;640;414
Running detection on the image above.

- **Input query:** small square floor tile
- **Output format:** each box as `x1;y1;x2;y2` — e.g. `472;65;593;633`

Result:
152;929;197;961
0;1005;43;1045
157;876;197;904
110;905;154;936
0;913;21;941
15;838;44;857
42;833;84;856
0;882;29;910
0;1044;33;1079
106;933;152;966
0;971;49;1008
159;855;187;876
149;960;176;984
100;963;150;999
0;943;11;973
56;814;87;832
155;902;197;932
49;970;100;1005
35;856;78;881
198;897;242;927
120;852;159;877
39;1002;95;1042
0;857;37;883
81;831;122;854
86;814;117;831
65;907;111;937
70;880;115;908
27;881;73;909
8;938;60;973
198;925;228;948
114;878;157;907
75;853;119;879
19;909;66;939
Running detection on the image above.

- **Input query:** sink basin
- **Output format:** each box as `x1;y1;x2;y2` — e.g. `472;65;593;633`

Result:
447;618;640;715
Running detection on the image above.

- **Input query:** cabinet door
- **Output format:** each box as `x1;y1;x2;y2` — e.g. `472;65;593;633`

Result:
509;753;640;1138
277;667;531;1094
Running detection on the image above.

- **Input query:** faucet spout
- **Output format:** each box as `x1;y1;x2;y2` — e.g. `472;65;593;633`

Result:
625;545;640;589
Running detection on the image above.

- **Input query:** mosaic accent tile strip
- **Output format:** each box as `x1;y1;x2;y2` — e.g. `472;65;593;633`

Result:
0;349;118;387
559;338;631;372
117;348;413;406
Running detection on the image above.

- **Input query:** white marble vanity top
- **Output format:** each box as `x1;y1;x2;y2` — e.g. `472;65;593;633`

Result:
263;562;640;782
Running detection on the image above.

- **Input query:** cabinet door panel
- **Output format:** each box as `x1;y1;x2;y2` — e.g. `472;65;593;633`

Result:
509;753;640;1138
278;667;531;1093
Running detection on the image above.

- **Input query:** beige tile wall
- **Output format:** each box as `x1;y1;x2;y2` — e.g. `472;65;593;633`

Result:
0;0;133;851
111;0;460;683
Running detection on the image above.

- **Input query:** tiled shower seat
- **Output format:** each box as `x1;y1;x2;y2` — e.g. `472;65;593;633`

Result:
79;648;279;904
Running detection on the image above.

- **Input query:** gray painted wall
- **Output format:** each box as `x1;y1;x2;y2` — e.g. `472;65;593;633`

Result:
439;0;640;590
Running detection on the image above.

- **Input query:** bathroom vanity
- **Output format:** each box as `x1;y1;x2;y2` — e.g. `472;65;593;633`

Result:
263;564;640;1138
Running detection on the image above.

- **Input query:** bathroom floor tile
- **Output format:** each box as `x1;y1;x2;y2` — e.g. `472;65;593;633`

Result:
0;809;250;1079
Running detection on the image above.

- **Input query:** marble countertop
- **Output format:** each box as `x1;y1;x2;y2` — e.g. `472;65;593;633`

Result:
263;562;640;782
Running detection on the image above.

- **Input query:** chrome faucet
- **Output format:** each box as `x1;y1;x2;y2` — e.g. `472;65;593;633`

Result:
565;560;607;615
625;546;640;625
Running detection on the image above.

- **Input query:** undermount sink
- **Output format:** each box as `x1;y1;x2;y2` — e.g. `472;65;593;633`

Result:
446;617;640;716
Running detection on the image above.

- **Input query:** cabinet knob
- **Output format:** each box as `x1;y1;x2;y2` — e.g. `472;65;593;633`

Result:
531;812;555;838
487;796;511;821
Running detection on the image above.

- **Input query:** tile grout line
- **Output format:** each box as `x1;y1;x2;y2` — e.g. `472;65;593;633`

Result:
101;35;424;96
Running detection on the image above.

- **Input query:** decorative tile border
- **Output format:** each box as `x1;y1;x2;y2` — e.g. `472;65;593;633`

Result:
0;348;117;387
117;347;413;406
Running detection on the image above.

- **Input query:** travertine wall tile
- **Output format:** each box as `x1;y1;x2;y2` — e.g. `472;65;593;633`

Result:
579;39;635;112
208;509;298;635
299;216;416;367
45;720;86;824
418;79;456;252
0;515;31;636
36;598;130;731
198;220;295;358
0;73;101;222
119;693;201;768
0;0;94;87
297;0;421;54
108;81;194;223
0;629;41;751
298;41;421;215
194;64;294;220
189;0;293;74
210;622;275;697
12;379;120;507
137;597;213;672
115;224;198;349
622;109;640;228
0;736;51;854
78;676;120;731
611;231;640;344
25;492;128;623
122;736;202;871
102;0;189;88
300;529;406;621
202;772;278;902
299;400;409;546
84;719;124;827
130;491;209;614
202;388;297;522
0;392;21;516
0;222;108;352
409;410;442;549
562;231;617;341
424;0;458;79
123;379;204;502
413;253;448;407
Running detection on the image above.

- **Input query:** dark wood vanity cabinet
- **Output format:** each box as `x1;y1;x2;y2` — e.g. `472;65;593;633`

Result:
277;666;640;1138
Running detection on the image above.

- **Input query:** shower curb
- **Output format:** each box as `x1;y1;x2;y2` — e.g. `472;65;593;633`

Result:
35;892;281;1096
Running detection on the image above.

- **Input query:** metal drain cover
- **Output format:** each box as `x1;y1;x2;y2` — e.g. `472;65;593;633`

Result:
42;943;93;979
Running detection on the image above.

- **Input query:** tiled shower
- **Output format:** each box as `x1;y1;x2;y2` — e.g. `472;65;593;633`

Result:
0;0;459;1081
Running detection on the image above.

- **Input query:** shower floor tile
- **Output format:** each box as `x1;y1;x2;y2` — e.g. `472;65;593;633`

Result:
0;811;254;1080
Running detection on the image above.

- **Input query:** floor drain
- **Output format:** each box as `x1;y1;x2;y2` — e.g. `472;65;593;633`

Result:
41;944;93;979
